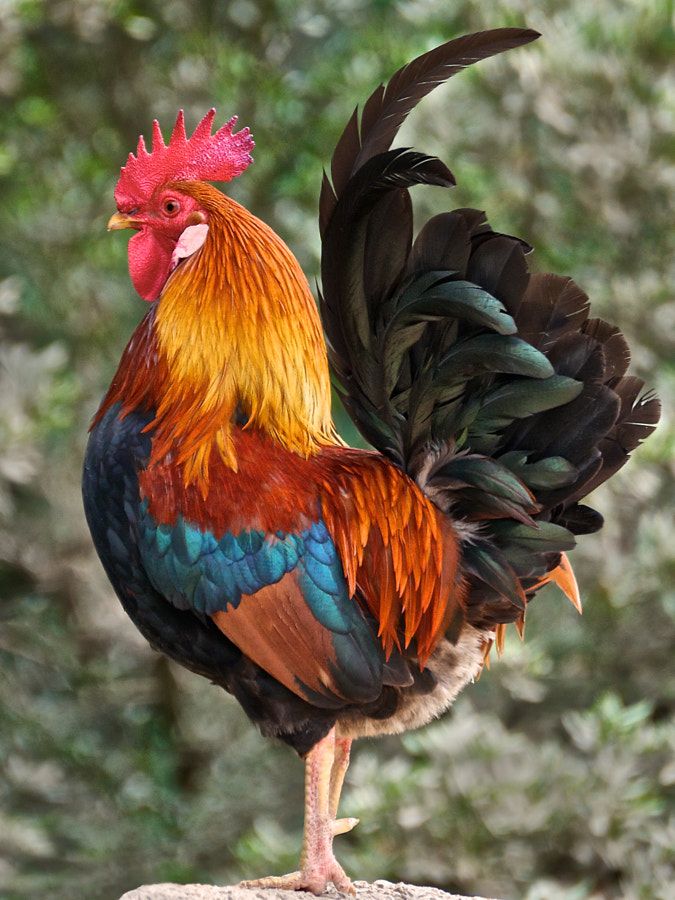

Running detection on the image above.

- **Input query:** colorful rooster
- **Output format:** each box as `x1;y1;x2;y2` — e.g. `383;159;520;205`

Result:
83;28;659;893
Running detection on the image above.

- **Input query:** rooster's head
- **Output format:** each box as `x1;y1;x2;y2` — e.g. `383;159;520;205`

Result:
108;109;254;301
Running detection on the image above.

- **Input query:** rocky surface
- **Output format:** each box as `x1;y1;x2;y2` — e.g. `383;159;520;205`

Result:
120;880;498;900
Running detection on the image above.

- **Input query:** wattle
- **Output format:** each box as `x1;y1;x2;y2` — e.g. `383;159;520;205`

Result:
128;229;175;302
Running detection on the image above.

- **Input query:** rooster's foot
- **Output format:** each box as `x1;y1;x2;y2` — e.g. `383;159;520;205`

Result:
239;859;354;895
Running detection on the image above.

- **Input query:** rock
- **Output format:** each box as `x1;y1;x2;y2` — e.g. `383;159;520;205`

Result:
119;880;498;900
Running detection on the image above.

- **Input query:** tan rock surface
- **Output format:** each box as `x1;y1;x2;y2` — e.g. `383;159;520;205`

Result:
120;880;497;900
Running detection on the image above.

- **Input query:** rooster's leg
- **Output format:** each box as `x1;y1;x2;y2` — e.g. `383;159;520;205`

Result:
330;737;358;836
239;728;354;894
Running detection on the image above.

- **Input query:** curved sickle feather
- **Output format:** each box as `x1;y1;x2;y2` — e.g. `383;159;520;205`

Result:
319;27;540;236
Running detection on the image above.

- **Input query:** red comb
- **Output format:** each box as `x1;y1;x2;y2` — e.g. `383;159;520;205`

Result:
114;109;254;208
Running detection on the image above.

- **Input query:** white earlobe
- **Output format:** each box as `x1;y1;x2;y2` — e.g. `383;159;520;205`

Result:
170;223;210;271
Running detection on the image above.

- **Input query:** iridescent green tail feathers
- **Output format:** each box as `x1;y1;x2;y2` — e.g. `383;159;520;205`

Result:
318;28;660;632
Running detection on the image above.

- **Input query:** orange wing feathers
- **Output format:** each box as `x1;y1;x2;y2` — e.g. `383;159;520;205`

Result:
212;572;359;705
137;419;464;670
318;450;465;664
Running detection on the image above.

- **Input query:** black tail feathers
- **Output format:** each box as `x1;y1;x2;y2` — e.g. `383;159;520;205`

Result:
319;29;660;632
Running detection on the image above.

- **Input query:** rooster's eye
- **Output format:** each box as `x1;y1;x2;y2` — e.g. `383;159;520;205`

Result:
163;198;180;216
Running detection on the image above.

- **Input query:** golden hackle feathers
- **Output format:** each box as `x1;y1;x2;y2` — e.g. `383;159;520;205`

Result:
150;181;338;490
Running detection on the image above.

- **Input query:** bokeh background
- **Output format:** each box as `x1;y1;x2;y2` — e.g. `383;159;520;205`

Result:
0;1;673;898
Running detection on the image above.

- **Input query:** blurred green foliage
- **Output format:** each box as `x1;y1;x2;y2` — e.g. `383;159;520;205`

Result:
0;1;673;898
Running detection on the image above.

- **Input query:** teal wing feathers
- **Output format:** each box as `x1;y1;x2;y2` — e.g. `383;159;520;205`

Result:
137;506;389;707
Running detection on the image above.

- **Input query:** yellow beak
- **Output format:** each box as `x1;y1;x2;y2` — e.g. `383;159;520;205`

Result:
107;212;141;231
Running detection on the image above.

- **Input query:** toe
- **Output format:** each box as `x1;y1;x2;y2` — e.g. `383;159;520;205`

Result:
331;868;355;895
238;873;301;890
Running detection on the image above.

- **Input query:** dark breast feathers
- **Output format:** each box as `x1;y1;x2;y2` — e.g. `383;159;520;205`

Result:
84;405;334;754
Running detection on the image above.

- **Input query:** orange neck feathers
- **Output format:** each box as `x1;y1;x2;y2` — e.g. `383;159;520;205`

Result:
97;182;338;489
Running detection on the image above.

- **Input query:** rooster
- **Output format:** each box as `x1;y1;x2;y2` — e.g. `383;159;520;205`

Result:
83;28;659;894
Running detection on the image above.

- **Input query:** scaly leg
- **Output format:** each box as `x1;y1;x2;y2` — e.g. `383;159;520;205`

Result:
330;737;359;837
239;728;354;894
